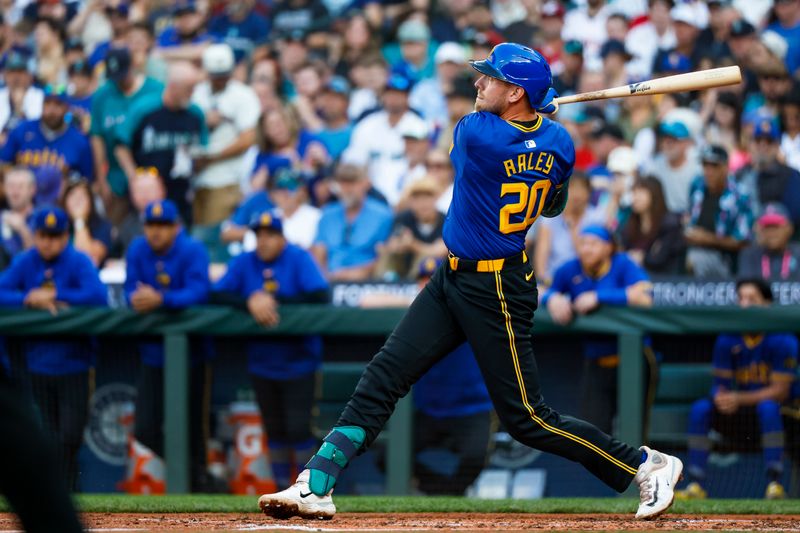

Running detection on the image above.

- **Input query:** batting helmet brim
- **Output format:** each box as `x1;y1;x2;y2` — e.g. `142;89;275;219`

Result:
470;59;507;83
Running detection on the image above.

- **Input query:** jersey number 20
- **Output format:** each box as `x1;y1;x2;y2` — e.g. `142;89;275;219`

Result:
499;180;552;234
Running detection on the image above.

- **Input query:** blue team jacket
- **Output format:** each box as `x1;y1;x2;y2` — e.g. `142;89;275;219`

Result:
0;245;107;374
124;232;209;367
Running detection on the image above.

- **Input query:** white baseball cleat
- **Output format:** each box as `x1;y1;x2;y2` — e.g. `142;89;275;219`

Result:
258;469;336;520
634;446;683;520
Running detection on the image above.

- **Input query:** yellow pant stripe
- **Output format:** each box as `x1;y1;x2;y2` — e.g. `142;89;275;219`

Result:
493;272;639;476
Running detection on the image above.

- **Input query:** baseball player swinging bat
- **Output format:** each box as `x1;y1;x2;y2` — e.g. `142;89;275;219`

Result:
551;66;742;110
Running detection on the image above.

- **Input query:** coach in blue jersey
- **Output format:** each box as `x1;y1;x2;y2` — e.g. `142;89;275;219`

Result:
213;210;329;489
259;43;683;521
124;199;211;488
679;279;797;500
543;225;656;436
0;85;93;185
0;206;107;490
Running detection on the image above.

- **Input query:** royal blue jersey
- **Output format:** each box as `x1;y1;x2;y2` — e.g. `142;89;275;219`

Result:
712;333;798;396
0;245;107;374
442;112;575;260
0;119;94;180
414;343;492;418
124;232;210;367
542;253;651;360
213;244;329;380
229;191;274;227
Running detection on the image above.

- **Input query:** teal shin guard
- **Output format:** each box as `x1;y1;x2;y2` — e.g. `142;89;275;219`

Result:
307;426;366;496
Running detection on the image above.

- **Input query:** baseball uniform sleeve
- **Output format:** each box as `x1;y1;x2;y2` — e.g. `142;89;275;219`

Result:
711;336;735;393
162;242;210;308
0;254;29;307
769;334;798;382
56;252;107;306
0;125;21;163
123;239;145;304
212;255;246;296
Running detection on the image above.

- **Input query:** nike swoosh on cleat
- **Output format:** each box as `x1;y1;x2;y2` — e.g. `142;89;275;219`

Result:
300;491;313;498
647;479;659;507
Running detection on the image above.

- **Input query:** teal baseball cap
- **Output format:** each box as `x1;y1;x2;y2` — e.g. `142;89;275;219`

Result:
659;121;690;140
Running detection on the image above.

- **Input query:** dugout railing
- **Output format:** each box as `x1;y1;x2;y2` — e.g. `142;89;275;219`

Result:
0;305;798;495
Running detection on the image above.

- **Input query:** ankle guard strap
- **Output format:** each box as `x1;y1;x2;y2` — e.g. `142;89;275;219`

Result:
305;429;361;477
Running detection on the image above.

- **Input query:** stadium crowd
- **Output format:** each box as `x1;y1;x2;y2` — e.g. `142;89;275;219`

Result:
0;0;799;498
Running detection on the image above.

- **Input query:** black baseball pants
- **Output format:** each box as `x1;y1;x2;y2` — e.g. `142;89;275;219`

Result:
338;260;642;492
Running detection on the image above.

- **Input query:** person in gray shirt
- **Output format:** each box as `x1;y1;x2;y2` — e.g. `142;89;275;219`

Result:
738;202;800;281
642;120;701;214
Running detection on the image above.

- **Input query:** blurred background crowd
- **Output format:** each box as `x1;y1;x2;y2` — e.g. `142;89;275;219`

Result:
0;0;799;286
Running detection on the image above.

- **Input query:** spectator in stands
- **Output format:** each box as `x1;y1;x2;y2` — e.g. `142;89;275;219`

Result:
543;225;655;436
642;120;700;214
212;210;328;488
114;61;206;226
0;47;43;143
738;203;800;281
343;74;429;206
698;0;734;64
737;119;800;227
703;92;743;167
90;47;164;224
780;89;800;172
527;0;565;70
599;40;631;90
190;44;260;244
652;4;701;75
83;2;130;70
155;0;212;62
376;178;446;280
346;53;389;121
425;149;455;214
0;85;93;197
207;0;270;64
390;19;435;84
111;167;166;257
766;0;800;78
553;40;583;96
33;17;66;87
434;73;476;154
685;145;752;278
60;177;112;267
409;42;468;130
332;12;379;78
746;58;793;119
312;163;393;281
124;199;211;491
533;173;605;287
626;0;675;81
271;0;330;38
0;167;36;263
561;0;610;72
679;279;797;500
619;177;686;274
0;206;107;490
126;21;168;83
315;77;353;161
64;60;93;134
602;146;637;229
397;120;431;192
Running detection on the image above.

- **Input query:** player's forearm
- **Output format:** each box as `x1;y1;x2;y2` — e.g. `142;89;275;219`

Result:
328;263;375;282
220;225;247;243
210;129;256;161
154;44;207;62
735;382;791;406
91;137;108;179
114;145;138;182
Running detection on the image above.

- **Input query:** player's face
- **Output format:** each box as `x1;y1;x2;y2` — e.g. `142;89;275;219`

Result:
255;230;286;262
737;284;767;308
758;223;792;251
41;99;67;130
34;231;69;261
577;235;611;271
474;75;514;114
143;223;179;254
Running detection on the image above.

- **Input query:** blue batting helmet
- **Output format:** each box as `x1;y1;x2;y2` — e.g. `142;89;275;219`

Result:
470;43;552;108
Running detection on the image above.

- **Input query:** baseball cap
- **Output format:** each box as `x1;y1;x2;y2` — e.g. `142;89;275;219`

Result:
33;207;69;234
659;120;690;139
172;0;197;16
753;118;781;141
105;47;132;83
386;73;412;92
400;119;431;141
700;144;729;165
271;168;304;191
659;51;690;73
398;20;430;42
541;0;565;18
730;19;755;38
600;39;632;60
761;30;789;61
143;200;178;224
434;42;466;65
68;60;92;77
202;44;235;76
564;40;583;56
670;4;698;26
580;225;613;243
758;203;791;227
43;84;68;103
106;2;130;16
324;76;351;96
607;146;638;174
3;48;31;72
590;123;625;141
249;210;284;233
417;257;443;279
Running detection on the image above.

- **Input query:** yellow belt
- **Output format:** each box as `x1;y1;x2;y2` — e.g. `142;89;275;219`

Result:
448;251;528;272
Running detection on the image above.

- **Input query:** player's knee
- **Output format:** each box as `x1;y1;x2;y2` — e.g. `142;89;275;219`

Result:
756;399;781;419
690;397;713;417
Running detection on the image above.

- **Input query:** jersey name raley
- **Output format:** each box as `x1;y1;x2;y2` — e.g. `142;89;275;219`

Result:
502;151;555;178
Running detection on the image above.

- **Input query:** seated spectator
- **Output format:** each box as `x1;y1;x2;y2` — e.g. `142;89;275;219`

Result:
155;1;213;62
0;85;93;195
434;73;476;154
0;47;44;143
376;178;446;280
738;203;800;281
315;77;353;161
114;61;206;226
0;167;36;264
271;0;330;39
33;17;67;87
207;0;270;64
409;42;468;131
685;145;753;278
112;167;167;258
543;225;655;437
124;199;210;491
425;149;455;214
780;89;800;173
312;163;393;281
396;120;431;196
212;210;329;488
602;145;638;228
388;19;436;84
641;120;700;214
60;177;112;267
619;177;686;275
64;60;94;134
737;119;800;227
533;173;605;287
704;92;743;169
678;279;797;501
0;206;106;490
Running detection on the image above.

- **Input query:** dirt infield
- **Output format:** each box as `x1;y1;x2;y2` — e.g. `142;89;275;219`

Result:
2;512;800;532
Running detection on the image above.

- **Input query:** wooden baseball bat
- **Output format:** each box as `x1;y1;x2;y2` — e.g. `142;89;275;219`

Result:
553;66;742;105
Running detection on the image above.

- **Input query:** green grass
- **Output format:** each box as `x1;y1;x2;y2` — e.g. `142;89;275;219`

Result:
1;495;795;515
